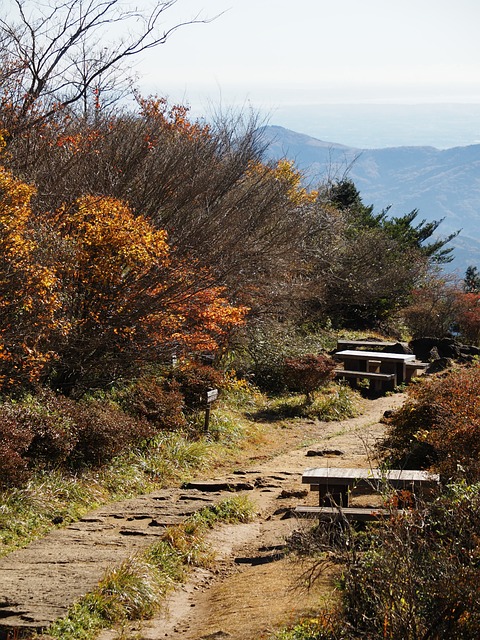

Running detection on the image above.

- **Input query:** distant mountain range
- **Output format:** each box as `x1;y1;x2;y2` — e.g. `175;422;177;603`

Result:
258;125;480;274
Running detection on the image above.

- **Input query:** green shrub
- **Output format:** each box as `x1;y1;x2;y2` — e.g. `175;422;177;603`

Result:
227;320;331;393
259;384;359;421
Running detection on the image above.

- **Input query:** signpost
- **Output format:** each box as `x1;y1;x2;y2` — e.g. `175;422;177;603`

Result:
204;388;218;431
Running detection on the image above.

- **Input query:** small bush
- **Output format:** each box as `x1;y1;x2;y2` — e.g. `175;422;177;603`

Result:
379;362;480;482
227;320;332;392
283;354;336;403
169;361;224;412
0;412;32;487
70;400;151;467
14;391;78;466
116;375;187;432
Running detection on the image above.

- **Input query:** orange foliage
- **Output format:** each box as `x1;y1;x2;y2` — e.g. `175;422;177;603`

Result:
0;148;247;393
0;153;59;388
136;95;211;142
384;363;480;482
456;291;480;344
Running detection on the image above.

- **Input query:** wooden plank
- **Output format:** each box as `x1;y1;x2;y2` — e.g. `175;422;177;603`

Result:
302;467;439;487
336;350;415;362
294;505;405;522
206;388;219;403
335;370;395;380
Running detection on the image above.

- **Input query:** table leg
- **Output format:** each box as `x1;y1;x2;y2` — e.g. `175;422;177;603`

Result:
318;484;349;507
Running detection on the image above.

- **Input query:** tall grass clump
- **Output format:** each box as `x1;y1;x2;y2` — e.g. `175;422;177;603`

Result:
259;383;360;421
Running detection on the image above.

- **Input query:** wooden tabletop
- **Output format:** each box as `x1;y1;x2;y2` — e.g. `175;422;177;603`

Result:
336;350;415;362
302;467;439;486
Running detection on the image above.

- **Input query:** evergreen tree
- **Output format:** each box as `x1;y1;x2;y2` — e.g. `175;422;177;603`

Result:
464;266;480;293
328;179;458;263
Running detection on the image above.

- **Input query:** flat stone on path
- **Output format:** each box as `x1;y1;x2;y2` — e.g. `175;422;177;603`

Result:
0;488;236;634
0;474;296;636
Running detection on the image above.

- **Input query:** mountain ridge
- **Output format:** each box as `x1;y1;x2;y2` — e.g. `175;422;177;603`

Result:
259;125;480;273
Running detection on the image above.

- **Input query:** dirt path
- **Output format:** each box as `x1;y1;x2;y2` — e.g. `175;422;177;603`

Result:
98;392;406;640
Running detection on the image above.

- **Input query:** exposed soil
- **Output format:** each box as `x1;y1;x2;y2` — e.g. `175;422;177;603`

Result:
97;392;406;640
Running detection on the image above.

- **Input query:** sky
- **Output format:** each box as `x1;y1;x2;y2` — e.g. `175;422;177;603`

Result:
138;0;480;114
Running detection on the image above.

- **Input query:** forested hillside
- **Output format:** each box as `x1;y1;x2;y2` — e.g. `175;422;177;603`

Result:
259;124;480;273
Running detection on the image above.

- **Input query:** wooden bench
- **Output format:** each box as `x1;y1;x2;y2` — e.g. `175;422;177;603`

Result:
294;505;405;522
337;339;398;351
334;369;397;392
302;467;440;507
405;360;428;382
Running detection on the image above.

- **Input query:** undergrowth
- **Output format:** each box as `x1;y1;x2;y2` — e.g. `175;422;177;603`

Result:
257;384;360;422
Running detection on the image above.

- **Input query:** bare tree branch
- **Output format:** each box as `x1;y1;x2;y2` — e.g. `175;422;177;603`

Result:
0;0;215;128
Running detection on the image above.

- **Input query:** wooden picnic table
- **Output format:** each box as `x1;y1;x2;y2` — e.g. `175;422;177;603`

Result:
336;339;399;351
335;349;416;386
302;466;440;507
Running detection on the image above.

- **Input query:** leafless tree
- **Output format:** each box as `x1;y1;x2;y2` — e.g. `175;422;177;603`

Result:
0;0;212;127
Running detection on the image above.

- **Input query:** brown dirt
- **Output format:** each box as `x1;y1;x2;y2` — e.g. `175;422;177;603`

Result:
98;392;406;640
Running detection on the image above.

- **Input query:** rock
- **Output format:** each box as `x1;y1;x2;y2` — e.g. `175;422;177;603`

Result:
409;337;441;361
426;357;453;373
306;449;344;457
382;342;412;354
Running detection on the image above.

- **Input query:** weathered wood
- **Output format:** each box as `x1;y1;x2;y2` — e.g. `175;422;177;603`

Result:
336;339;398;351
294;505;405;522
206;388;219;403
334;370;396;381
335;350;415;387
302;467;440;507
334;369;396;393
405;360;428;382
302;467;440;486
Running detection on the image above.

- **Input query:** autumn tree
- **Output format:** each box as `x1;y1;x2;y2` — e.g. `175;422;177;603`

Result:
39;194;247;395
0;150;247;395
2;97;316;327
0;139;59;389
455;292;480;345
400;273;462;338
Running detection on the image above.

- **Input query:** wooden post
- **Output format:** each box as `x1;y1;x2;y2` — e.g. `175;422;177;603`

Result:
204;388;218;431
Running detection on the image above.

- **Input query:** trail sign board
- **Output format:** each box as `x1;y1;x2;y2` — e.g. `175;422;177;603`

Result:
206;388;219;404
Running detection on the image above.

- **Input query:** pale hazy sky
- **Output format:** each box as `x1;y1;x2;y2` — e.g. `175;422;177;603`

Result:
138;0;480;112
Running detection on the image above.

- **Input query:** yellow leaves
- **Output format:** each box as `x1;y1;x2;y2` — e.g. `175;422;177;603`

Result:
0;165;36;227
53;195;170;286
274;159;318;205
246;159;317;206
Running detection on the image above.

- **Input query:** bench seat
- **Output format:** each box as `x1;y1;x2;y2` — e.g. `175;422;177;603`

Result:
302;467;440;507
334;369;397;392
294;505;405;522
